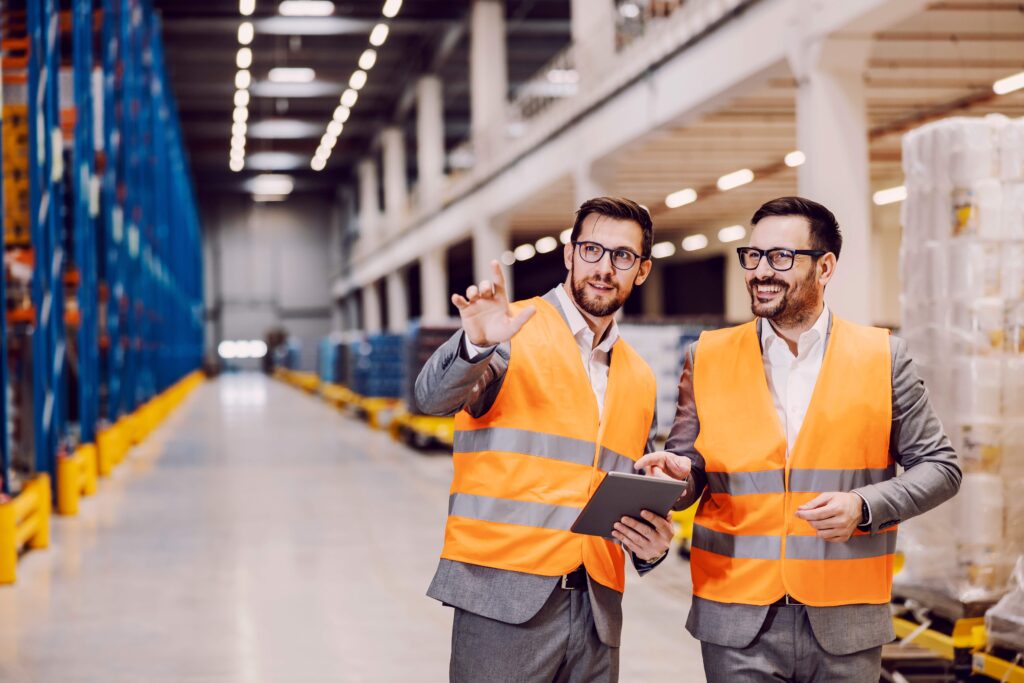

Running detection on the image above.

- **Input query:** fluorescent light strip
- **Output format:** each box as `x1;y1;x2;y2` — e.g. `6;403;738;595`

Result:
682;234;708;252
559;228;572;244
236;47;253;69
651;241;676;259
268;67;316;83
235;70;251;89
279;1;335;16
717;168;754;191
514;244;536;261
717;225;746;243
382;0;402;18
784;150;805;168
873;185;907;206
240;0;255;16
349;70;368;90
994;70;1024;96
535;236;558;254
358;49;377;70
369;23;389;47
665;187;696;209
238;21;254;45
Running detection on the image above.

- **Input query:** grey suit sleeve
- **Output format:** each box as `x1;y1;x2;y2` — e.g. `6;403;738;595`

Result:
852;336;962;534
664;342;707;510
412;329;510;418
632;405;667;575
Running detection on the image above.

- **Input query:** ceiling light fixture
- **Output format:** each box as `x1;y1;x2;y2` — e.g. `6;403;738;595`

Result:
234;90;250;107
233;107;249;123
250;173;295;195
236;47;253;69
500;251;516;266
326;120;342;137
369;23;389;47
665;187;697;209
332;105;350;123
784;151;805;168
230;157;245;172
682;234;709;252
559;228;572;244
651;241;676;259
235;70;252;89
240;0;255;16
717;225;746;243
514;244;536;261
238;21;254;44
535;236;558;254
340;88;358;107
278;1;335;16
873;185;907;206
358;49;377;70
311;157;327;171
382;0;402;18
717;168;754;191
232;121;247;137
348;70;368;90
994;70;1024;96
268;67;316;83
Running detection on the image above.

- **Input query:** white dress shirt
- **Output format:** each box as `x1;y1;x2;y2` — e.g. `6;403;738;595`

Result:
464;284;619;418
759;304;830;453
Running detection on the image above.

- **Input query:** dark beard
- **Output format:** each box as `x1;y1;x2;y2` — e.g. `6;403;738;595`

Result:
748;267;818;328
570;262;629;317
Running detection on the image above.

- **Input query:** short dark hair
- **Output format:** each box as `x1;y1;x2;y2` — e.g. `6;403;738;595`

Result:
571;196;654;259
751;196;842;260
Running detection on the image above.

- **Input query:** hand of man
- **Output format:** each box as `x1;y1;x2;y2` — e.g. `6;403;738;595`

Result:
794;492;863;542
633;451;692;482
612;510;674;563
451;260;536;347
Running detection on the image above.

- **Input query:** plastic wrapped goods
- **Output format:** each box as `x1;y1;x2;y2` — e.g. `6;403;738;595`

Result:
896;115;1024;608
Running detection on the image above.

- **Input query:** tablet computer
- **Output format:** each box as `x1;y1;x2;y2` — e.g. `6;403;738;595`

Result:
570;471;687;538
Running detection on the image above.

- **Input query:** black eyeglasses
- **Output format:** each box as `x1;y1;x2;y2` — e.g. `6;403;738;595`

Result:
573;241;644;270
736;247;826;272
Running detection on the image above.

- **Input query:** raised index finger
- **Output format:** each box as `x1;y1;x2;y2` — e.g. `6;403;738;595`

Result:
490;260;507;295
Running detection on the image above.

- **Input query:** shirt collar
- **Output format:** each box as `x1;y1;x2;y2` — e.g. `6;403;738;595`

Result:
760;304;830;356
552;284;619;352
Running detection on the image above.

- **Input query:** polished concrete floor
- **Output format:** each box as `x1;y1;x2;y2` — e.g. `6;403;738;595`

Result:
0;373;705;682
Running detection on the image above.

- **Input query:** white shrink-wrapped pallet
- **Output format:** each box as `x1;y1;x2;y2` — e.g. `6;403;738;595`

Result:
897;115;1024;611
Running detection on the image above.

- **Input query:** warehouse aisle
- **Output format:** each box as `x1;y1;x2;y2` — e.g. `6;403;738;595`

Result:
0;374;704;683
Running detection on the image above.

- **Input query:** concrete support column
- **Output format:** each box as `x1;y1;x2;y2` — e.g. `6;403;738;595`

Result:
470;0;507;164
472;216;511;298
416;75;445;211
381;127;408;234
385;271;409;333
789;37;873;324
357;159;381;248
341;295;359;332
420;247;449;324
362;282;383;333
570;0;617;89
725;248;753;323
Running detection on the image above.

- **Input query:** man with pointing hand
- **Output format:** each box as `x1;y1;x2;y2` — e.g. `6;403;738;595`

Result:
415;197;672;682
637;196;961;682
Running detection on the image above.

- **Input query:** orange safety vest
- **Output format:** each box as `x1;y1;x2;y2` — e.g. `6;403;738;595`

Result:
691;316;896;606
441;295;657;593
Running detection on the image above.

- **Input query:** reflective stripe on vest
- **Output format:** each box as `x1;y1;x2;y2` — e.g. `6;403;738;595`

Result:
691;317;895;607
453;426;637;475
441;295;657;592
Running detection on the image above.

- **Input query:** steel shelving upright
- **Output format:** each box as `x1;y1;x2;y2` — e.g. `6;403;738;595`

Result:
27;0;67;482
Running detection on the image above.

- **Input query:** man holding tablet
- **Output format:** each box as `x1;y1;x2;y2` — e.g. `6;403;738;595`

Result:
637;196;961;682
415;197;674;682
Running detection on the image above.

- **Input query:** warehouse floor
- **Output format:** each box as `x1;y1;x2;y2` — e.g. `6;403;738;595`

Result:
0;373;705;683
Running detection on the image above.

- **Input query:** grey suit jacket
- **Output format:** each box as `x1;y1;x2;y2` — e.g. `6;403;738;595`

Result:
669;315;962;655
415;287;663;648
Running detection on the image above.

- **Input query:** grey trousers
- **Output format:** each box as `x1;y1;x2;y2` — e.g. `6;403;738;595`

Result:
701;605;882;683
450;583;619;683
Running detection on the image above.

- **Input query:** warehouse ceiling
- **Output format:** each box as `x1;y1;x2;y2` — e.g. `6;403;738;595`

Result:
500;1;1024;252
153;0;571;198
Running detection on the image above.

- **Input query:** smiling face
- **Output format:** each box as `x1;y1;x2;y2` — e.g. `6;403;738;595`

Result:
745;214;833;327
563;212;651;318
